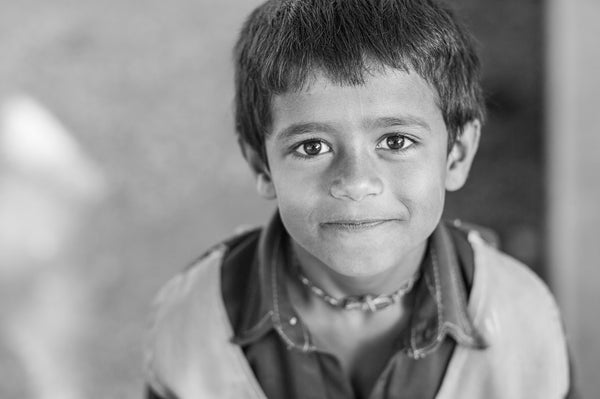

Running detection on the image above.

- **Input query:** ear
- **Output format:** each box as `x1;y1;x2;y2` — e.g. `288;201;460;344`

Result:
238;139;276;200
445;120;481;192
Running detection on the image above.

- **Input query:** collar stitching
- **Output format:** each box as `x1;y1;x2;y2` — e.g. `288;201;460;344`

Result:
239;311;273;337
446;245;475;335
270;241;314;353
444;250;487;348
410;248;444;358
442;321;481;345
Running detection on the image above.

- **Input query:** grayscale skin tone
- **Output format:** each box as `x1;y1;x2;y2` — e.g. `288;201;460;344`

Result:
244;67;481;397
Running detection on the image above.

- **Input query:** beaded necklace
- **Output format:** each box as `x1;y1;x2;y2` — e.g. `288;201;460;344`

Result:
293;255;420;312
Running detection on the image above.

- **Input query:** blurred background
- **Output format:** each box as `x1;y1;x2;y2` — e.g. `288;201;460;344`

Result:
0;0;598;398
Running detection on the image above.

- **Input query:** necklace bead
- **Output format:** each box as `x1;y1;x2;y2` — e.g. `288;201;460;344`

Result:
295;261;420;312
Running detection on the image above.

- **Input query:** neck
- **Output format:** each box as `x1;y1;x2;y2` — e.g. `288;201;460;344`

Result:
290;240;426;298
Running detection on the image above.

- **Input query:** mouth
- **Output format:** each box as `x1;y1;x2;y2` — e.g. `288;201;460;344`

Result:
321;219;395;232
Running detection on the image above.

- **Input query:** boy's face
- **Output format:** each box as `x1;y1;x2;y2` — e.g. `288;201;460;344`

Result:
258;68;479;277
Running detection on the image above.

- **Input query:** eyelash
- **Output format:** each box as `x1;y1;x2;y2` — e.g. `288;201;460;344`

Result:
291;138;333;158
290;134;416;159
376;134;416;152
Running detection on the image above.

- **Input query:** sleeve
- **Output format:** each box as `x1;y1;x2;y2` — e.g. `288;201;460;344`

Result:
143;272;187;399
146;385;177;399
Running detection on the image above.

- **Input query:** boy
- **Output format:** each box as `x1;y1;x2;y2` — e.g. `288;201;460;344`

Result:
145;0;573;398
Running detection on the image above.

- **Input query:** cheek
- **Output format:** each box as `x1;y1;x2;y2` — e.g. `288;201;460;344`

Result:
389;162;447;217
270;160;324;200
269;165;326;242
276;195;319;249
270;169;318;219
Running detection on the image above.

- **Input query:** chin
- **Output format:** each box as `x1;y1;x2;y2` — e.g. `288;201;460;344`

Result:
322;252;397;277
324;233;429;277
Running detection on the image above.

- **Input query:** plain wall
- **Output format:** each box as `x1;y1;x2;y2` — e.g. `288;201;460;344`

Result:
547;0;600;396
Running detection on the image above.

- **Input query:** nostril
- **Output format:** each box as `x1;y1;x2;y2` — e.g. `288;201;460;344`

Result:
329;176;383;201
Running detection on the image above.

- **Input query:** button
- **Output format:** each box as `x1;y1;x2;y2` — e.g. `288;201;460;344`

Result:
289;317;298;326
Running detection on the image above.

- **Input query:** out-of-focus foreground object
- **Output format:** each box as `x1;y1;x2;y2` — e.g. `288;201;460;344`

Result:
547;0;600;397
0;96;106;399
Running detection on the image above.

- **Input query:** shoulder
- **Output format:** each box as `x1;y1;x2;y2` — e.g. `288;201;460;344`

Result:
445;221;564;343
144;227;262;396
467;232;569;393
437;232;570;398
446;220;557;315
153;227;261;318
468;231;559;322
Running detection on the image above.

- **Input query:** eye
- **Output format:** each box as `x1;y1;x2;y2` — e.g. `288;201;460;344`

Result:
293;139;332;157
376;134;415;151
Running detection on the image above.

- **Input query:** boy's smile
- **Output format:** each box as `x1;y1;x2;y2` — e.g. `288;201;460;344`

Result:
260;68;476;281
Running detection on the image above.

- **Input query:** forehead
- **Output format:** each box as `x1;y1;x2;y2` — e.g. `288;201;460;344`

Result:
270;68;443;136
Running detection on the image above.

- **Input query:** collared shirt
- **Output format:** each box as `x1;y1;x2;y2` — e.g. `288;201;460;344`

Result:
146;211;579;399
220;212;485;399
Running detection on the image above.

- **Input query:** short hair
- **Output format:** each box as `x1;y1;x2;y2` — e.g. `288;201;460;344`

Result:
234;0;485;164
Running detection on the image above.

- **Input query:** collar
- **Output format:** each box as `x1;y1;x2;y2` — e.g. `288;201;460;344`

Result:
232;211;486;357
404;221;486;358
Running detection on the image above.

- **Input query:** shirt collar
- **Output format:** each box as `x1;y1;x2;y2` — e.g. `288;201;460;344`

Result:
232;211;486;357
404;222;486;358
232;211;313;351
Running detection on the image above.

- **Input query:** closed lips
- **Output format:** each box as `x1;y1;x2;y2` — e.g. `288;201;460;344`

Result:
321;219;395;230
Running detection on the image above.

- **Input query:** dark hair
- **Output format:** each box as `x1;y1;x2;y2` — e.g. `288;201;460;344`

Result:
234;0;485;163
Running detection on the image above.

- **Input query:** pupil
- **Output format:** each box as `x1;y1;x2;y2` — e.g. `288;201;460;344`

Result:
387;136;404;150
304;141;321;155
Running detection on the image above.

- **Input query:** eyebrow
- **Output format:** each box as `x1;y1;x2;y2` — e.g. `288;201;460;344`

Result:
364;116;431;132
274;122;338;139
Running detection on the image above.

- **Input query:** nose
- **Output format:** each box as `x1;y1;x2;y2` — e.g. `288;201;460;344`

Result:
329;152;383;201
